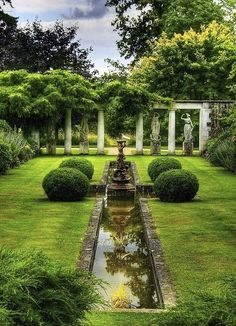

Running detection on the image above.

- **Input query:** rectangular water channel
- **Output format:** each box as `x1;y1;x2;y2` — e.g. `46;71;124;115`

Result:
92;198;161;309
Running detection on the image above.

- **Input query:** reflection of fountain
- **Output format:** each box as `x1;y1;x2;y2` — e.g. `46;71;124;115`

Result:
107;140;135;197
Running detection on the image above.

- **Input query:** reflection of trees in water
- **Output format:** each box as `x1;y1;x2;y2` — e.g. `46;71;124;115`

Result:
101;200;158;308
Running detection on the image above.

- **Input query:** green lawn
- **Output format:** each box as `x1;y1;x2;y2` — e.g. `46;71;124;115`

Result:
133;156;236;302
86;311;158;326
0;155;110;266
1;155;235;325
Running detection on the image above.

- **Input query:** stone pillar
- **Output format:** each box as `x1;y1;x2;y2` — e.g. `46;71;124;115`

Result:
199;103;211;154
97;109;105;154
31;130;40;152
168;109;176;155
46;125;56;155
79;116;89;155
136;112;143;155
64;109;72;155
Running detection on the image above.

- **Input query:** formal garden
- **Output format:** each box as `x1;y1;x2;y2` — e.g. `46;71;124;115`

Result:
0;0;236;325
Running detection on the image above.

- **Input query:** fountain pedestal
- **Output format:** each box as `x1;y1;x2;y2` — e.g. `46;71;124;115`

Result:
107;140;135;197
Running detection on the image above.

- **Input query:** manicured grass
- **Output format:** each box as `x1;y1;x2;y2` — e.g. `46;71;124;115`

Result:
0;155;111;266
1;154;235;325
134;156;236;302
86;311;158;326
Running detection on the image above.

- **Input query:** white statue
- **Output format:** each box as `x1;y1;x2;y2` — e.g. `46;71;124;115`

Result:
151;113;160;137
181;113;193;141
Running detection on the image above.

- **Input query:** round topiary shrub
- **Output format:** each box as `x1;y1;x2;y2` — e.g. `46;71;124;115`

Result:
148;157;182;182
59;158;94;180
154;169;199;202
42;168;89;201
0;142;12;175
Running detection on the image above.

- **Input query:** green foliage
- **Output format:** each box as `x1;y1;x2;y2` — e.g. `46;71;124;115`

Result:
0;70;96;153
130;22;236;100
0;19;94;76
106;0;226;60
59;158;94;180
206;105;236;172
154;169;199;202
0;247;102;326
98;80;163;137
0;119;34;169
208;139;236;173
42;167;90;201
0;142;12;174
151;277;236;326
148;157;182;182
18;144;34;162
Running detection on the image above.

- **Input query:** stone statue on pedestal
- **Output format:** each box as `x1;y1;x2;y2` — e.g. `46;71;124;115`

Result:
181;113;194;155
150;113;161;155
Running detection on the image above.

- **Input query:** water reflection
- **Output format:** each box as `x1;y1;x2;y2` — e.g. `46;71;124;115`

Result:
92;199;159;308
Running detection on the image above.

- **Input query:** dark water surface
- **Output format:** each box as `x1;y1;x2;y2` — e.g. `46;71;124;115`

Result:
92;199;159;308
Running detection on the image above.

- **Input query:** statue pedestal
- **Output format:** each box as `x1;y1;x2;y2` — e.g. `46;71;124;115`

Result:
150;141;161;155
183;141;193;156
79;141;89;154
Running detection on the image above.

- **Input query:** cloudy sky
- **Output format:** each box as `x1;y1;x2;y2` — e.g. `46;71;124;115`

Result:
7;0;130;74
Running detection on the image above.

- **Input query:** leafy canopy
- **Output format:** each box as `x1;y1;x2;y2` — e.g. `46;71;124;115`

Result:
130;22;236;100
0;20;94;77
106;0;226;60
0;70;96;130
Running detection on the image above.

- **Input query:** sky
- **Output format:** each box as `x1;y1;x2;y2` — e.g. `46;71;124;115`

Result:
6;0;131;74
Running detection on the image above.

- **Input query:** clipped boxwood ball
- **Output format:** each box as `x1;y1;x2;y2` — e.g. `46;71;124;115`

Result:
59;158;94;180
154;169;199;202
148;157;182;182
42;168;89;201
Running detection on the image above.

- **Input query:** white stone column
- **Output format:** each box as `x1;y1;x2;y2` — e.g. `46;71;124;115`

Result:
97;109;105;154
31;130;40;151
199;103;211;154
168;109;176;155
64;108;72;155
136;112;143;155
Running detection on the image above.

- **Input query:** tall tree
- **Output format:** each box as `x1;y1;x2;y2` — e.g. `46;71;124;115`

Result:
106;0;226;60
0;20;95;78
130;21;236;100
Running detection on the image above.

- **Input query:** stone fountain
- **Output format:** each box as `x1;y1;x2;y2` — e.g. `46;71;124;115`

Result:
107;140;135;197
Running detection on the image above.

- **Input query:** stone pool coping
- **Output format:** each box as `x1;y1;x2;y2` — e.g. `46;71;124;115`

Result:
78;160;177;309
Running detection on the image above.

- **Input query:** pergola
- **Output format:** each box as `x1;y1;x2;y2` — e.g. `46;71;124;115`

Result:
97;100;234;155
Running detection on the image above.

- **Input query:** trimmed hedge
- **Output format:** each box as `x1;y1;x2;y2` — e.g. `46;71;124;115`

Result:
0;142;12;175
148;157;182;182
42;167;89;201
59;158;94;180
154;169;199;202
0;247;102;326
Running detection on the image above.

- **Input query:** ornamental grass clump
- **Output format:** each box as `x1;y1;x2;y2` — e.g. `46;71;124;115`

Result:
0;142;12;175
43;167;89;201
154;169;199;202
0;247;102;326
59;157;94;180
148;157;182;182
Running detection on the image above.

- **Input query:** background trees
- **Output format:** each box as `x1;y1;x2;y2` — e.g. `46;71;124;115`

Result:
130;22;236;100
0;20;95;77
106;0;226;60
